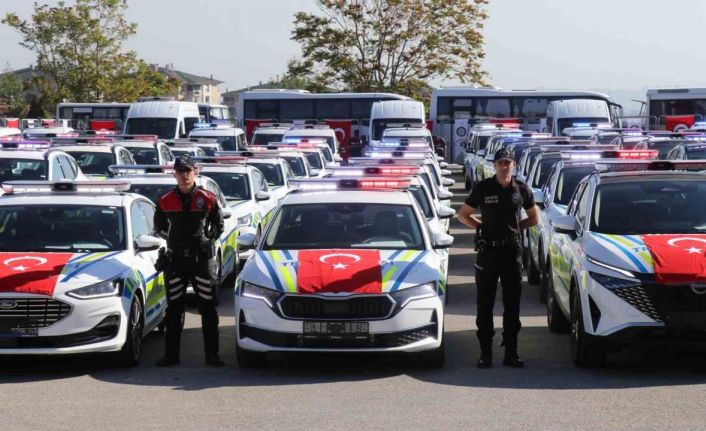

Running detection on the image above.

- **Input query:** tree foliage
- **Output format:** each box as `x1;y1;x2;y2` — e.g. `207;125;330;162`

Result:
289;0;488;96
0;64;28;117
2;0;177;112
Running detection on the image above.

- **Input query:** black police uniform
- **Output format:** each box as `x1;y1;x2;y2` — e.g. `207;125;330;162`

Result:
465;169;534;366
154;170;224;366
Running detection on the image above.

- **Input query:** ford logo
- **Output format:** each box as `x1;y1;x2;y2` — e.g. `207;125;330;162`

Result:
690;283;706;295
0;300;18;310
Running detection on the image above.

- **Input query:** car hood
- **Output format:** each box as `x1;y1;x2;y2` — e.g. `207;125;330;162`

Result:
241;249;441;293
0;251;128;297
584;233;654;274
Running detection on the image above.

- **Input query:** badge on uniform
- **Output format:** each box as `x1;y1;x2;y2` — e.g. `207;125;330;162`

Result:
195;197;204;209
485;195;499;204
512;193;521;205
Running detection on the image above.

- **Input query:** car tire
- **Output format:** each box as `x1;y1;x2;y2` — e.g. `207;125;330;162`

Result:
236;340;266;367
114;298;144;367
546;263;569;334
527;253;540;285
571;287;606;368
419;338;445;368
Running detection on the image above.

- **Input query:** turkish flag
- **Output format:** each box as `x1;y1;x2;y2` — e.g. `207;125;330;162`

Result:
90;120;117;131
325;119;352;159
0;253;74;296
426;120;434;133
665;115;695;132
642;235;706;284
245;119;275;142
5;118;20;129
296;249;382;294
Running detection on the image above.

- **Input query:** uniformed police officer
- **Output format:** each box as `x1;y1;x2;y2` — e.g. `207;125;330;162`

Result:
154;155;225;367
458;148;539;368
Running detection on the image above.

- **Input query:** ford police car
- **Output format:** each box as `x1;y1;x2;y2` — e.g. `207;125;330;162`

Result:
234;177;453;367
0;180;166;365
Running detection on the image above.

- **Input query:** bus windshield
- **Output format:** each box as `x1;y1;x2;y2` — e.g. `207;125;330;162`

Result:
125;118;177;140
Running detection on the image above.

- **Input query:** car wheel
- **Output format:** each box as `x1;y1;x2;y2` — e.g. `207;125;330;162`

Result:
236;340;266;367
114;298;143;366
546;263;569;334
527;253;540;285
571;287;605;368
419;337;445;368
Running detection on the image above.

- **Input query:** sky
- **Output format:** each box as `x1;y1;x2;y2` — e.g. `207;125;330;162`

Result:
2;0;706;112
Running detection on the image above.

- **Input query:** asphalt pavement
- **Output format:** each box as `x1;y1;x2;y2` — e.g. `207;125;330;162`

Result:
2;173;706;431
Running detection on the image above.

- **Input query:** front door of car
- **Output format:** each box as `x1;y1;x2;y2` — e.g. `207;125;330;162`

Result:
131;200;165;330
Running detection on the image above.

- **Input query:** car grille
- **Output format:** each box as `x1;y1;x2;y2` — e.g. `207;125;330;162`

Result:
0;298;72;328
610;286;663;322
279;295;394;320
641;284;706;327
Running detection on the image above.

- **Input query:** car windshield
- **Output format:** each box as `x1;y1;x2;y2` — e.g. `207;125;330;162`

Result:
282;156;307;177
125;118;176;140
252;133;283;145
304;153;323;169
247;162;284;186
192;136;238;151
372;119;421;140
531;157;559;188
557;118;610;133
128;184;173;204
592;181;706;234
264;203;424;250
409;185;433;219
0;158;47;181
0;205;125;252
202;172;250;200
555;166;594;205
66;151;114;176
124;146;158;164
477;135;490;150
319;146;333;162
522;152;540;177
686;148;706;160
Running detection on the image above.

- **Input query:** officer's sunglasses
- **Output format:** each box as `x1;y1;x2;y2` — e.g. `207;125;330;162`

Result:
494;160;513;166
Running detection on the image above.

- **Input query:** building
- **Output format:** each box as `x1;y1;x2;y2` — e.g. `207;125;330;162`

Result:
151;64;223;104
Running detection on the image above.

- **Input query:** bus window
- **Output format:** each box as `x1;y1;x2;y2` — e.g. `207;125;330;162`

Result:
280;100;314;121
316;99;350;119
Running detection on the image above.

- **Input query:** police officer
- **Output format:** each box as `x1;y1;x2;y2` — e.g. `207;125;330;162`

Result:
458;148;539;368
154;155;225;367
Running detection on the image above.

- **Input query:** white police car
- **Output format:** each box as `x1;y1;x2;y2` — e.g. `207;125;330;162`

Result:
546;159;706;366
0;180;166;364
117;139;174;165
51;142;137;178
234;177;453;367
0;141;88;183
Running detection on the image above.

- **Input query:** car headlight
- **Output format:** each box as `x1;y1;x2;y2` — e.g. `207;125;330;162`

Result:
586;255;637;279
67;279;122;299
238;214;252;226
241;281;281;307
390;282;437;309
589;272;641;290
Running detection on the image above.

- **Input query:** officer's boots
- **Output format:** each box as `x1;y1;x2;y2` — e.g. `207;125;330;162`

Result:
502;336;524;368
477;340;493;368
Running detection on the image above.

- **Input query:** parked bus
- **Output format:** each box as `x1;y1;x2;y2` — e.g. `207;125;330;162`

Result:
56;102;131;131
236;89;410;140
198;103;232;123
646;87;706;131
429;87;621;159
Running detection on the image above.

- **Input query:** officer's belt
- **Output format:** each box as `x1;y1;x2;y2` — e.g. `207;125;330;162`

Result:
169;248;200;258
481;236;520;247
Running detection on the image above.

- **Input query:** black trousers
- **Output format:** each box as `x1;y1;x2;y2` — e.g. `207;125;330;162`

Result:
163;253;219;357
474;240;523;346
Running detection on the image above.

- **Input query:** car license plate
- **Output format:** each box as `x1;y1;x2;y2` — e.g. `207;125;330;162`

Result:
303;321;369;335
0;319;38;337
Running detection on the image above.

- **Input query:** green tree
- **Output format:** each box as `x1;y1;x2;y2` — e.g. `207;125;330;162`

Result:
289;0;488;97
2;0;178;112
0;64;28;117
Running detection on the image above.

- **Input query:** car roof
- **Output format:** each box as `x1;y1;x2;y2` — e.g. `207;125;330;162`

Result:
57;145;116;153
284;189;414;205
246;158;284;165
117;141;157;148
0;150;49;159
597;171;706;182
0;192;131;207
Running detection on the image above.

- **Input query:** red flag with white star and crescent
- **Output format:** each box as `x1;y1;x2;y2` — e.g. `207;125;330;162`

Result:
0;253;74;296
296;249;382;294
641;235;706;284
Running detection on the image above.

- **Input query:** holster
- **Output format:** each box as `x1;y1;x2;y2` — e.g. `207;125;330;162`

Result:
474;226;486;252
154;247;172;272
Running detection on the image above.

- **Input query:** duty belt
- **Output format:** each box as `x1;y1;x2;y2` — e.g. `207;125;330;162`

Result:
480;236;520;248
170;248;200;258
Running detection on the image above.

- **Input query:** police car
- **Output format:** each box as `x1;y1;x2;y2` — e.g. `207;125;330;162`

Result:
239;155;296;204
0;127;22;139
664;141;706;160
0;180;166;364
110;165;240;285
251;123;292;146
23;126;77;139
0;141;88;183
188;123;247;151
234;177;453;367
170;138;224;156
169;146;208;158
50;141;137;178
117;139;175;165
546;159;706;366
282;124;340;156
267;144;328;176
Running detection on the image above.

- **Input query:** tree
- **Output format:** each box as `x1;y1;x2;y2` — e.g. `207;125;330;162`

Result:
0;64;29;117
2;0;177;112
289;0;488;97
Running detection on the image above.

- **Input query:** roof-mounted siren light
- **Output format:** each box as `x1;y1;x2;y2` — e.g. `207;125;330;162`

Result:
290;177;412;191
0;140;52;150
327;165;421;177
595;160;706;173
601;150;659;160
2;179;131;194
108;164;175;175
50;137;115;146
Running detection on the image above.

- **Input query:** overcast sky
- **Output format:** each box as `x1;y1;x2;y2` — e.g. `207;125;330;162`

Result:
2;0;706;111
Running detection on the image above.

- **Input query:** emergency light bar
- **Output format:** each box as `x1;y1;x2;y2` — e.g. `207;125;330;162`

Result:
0;141;51;150
347;157;426;166
385;122;426;129
327;166;422;177
50;137;115;145
683;135;706;141
111;134;158;142
289;124;330;130
193;122;234;129
601;150;659;159
108;164;175;174
365;151;430;159
192;156;247;164
2;179;131;194
257;123;293;129
264;143;321;151
283;137;329;145
539;144;620;151
291;177;412;191
24;131;78;138
170;138;218;145
595;160;706;173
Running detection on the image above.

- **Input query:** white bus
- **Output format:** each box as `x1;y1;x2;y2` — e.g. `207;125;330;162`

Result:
56;102;132;131
429;87;621;158
236;89;410;139
646;87;706;131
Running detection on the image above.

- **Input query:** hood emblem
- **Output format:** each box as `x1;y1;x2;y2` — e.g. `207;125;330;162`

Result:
0;300;18;310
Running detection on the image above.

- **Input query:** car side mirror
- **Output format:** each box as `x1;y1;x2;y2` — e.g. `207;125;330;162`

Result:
135;234;162;252
476;149;486;157
438;161;448;169
440;169;452;176
222;209;233;219
553;214;578;234
255;191;271;201
437;205;455;219
309;169;321;177
334;155;343;162
432;231;454;249
237;232;257;247
442;178;455;187
437;189;453;199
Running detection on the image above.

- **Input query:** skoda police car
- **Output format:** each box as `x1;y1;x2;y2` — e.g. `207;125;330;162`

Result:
0;180;166;364
234;176;453;367
0;141;88;183
546;159;706;367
